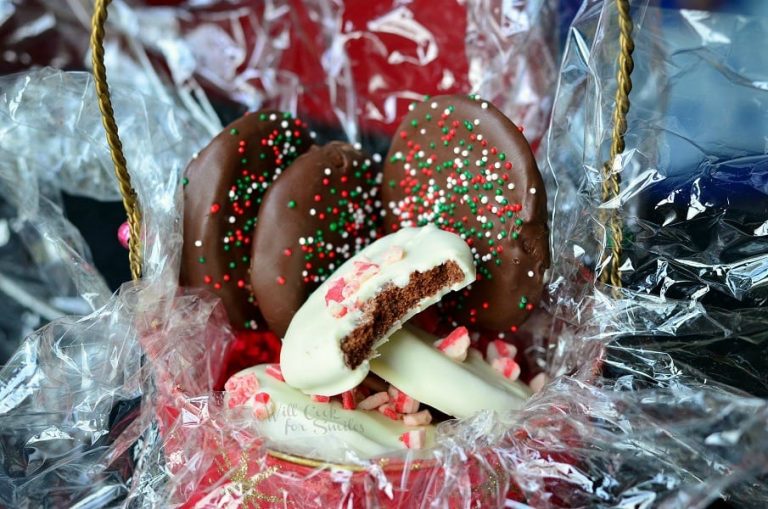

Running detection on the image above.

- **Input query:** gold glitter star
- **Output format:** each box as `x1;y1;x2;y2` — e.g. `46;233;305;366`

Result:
217;449;280;505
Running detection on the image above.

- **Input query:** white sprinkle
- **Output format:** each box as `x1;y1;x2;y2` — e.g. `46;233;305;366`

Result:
353;142;362;150
310;131;317;139
477;134;484;141
228;216;236;224
431;102;438;109
507;183;516;190
528;271;535;278
324;168;332;175
372;153;382;163
281;120;289;128
269;113;277;120
408;103;416;111
420;128;427;135
473;119;480;125
529;188;537;194
309;208;316;216
194;240;202;247
481;102;488;109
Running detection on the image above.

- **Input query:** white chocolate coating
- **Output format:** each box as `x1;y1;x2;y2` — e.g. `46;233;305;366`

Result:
371;325;532;419
226;365;435;461
281;225;475;396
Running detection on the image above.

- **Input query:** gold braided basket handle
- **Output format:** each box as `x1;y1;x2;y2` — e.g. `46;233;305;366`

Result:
90;0;635;290
90;0;142;281
599;0;635;292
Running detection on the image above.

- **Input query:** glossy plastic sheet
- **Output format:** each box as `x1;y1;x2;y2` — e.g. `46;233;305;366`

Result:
0;1;767;509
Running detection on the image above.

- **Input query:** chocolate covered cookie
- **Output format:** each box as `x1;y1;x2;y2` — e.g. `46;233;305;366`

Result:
382;94;550;331
250;142;384;336
181;111;314;330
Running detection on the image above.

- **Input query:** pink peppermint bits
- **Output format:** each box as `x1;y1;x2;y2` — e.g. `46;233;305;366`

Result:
342;390;357;410
486;339;517;362
265;364;285;382
225;372;260;409
399;429;426;449
378;403;401;421
403;410;433;427
491;357;521;381
251;392;275;420
433;326;471;362
357;391;389;410
388;385;420;414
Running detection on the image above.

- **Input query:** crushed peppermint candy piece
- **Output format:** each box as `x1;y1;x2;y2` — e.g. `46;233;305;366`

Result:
342;390;357;410
251;392;275;420
491;357;521;381
528;372;548;393
486;339;517;363
351;259;380;282
399;429;426;449
324;277;347;305
225;372;260;409
388;385;420;414
378;403;401;420
327;301;348;318
265;364;284;382
383;246;405;264
433;326;471;362
357;391;389;410
403;410;432;427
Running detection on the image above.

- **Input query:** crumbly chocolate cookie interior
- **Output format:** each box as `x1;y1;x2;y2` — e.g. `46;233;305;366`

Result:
341;261;465;368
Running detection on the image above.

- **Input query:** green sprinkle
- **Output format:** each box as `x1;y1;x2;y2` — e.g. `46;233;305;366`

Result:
515;218;523;226
182;177;189;187
288;200;296;208
512;232;519;240
463;120;474;132
230;128;239;135
410;119;418;127
499;153;506;161
198;257;206;264
425;113;432;121
241;158;248;164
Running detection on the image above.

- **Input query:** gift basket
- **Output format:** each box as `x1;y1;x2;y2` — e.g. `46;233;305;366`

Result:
1;0;767;508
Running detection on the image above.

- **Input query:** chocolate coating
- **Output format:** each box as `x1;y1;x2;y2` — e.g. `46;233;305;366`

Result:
181;111;314;330
381;94;550;331
250;142;383;336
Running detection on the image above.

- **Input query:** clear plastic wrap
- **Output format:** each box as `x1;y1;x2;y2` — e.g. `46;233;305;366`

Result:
1;1;767;508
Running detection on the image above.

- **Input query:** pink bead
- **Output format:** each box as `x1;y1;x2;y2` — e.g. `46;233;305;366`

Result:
117;221;131;249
